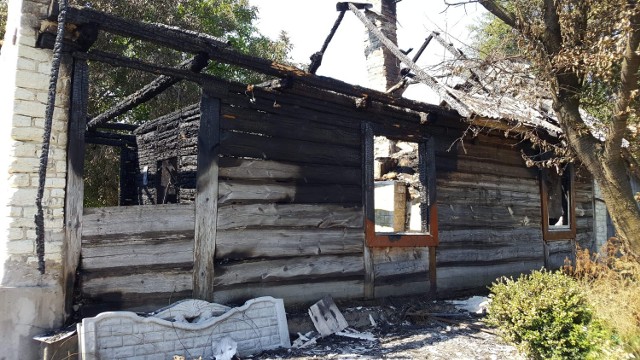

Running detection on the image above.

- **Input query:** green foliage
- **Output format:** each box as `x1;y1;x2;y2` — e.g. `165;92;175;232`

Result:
0;0;7;46
83;144;121;207
469;12;521;59
487;270;609;360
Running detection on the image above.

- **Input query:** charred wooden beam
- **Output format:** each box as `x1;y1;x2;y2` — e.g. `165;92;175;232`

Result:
94;122;139;132
336;2;372;11
64;7;230;53
74;49;460;121
86;53;209;130
86;131;136;144
85;137;129;147
65;7;458;120
63;58;88;319
400;34;433;78
309;10;346;74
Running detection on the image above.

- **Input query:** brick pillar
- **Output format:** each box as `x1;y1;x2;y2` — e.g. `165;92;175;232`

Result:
364;0;400;92
0;0;71;357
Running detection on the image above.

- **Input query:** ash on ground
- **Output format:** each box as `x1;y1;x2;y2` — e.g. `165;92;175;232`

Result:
255;296;523;360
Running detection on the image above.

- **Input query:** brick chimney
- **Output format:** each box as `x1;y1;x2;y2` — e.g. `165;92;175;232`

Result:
364;0;401;92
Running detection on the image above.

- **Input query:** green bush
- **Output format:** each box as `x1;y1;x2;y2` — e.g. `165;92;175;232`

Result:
486;270;607;360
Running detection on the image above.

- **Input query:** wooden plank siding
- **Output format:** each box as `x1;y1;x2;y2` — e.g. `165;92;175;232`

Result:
78;80;599;311
210;91;366;305
80;204;195;315
434;135;546;294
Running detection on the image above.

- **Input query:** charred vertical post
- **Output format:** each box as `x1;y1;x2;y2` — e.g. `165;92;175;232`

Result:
63;58;88;318
362;122;375;299
193;90;221;301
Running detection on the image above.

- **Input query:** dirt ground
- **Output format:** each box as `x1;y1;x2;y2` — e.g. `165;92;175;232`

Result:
253;296;524;360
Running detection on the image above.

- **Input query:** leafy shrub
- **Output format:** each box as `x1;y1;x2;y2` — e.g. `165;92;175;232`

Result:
486;270;607;360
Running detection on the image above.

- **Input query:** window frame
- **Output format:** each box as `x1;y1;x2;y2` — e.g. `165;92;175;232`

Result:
540;164;576;241
363;122;438;247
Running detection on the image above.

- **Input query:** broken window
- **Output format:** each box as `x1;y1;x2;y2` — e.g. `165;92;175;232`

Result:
157;157;179;204
364;124;437;247
540;165;576;240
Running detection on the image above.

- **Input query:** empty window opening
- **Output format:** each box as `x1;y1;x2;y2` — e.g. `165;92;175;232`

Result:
157;157;179;204
374;137;424;233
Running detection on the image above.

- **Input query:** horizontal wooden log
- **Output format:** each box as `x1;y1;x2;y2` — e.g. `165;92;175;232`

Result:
437;242;544;266
94;122;139;131
218;180;361;205
438;228;543;247
437;259;544;292
82;268;192;295
437;203;541;230
82;204;195;237
436;156;538;179
373;248;429;279
436;172;539;193
217;203;363;230
81;290;193;316
375;276;430;298
220;104;360;147
219;158;361;185
216;228;363;259
81;235;193;270
436;140;528;167
220;131;361;167
214;255;364;286
438;186;541;207
212;279;364;306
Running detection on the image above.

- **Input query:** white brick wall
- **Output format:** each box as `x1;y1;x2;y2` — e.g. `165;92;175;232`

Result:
0;0;70;286
0;0;70;356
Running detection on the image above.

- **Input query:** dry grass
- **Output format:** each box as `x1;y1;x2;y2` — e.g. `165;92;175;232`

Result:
564;238;640;357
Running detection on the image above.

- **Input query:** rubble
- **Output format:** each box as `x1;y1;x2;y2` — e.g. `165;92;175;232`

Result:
262;296;523;359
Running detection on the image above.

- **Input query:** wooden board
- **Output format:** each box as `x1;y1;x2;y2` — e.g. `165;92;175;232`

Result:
214;255;364;286
219;158;361;185
437;260;544;294
216;228;363;259
372;247;429;279
193;93;220;301
218;180;361;205
437;203;541;230
220;104;360;148
82;268;192;295
82;204;195;237
217;203;363;230
64;59;89;317
81;235;193;270
212;279;364;306
220;131;361;167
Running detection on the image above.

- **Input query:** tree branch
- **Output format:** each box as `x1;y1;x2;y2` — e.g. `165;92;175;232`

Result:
478;0;517;28
607;5;640;159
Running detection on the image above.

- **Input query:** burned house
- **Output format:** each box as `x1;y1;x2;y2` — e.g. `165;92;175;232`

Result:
0;1;608;355
72;2;601;315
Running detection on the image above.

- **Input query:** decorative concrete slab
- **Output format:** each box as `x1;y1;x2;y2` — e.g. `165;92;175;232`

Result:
78;296;290;359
